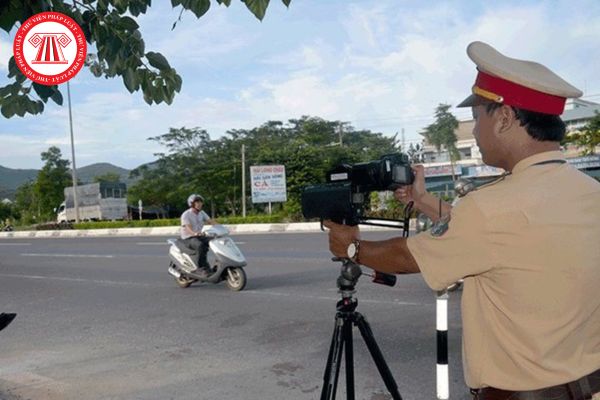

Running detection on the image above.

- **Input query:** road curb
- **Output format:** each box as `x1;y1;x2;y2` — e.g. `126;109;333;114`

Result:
0;221;414;239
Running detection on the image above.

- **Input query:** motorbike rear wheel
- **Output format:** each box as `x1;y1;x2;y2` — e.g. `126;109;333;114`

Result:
225;267;246;291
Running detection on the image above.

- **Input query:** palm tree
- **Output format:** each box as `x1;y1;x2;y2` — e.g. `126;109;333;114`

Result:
422;104;460;180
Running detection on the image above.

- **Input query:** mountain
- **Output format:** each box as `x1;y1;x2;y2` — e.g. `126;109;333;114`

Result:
77;163;133;185
0;166;38;199
0;163;135;200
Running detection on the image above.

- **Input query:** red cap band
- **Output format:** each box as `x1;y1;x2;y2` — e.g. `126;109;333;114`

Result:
475;71;566;115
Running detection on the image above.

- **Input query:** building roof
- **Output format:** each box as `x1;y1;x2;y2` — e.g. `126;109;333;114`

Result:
561;103;600;123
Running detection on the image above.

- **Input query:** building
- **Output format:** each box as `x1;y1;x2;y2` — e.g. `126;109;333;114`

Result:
562;98;600;132
418;99;600;197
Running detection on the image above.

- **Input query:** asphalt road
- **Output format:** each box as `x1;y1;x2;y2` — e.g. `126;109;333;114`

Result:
0;232;469;400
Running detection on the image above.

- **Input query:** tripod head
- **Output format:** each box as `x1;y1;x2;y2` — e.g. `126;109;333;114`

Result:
332;257;397;301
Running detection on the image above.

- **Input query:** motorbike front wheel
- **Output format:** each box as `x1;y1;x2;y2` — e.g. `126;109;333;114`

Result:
225;267;246;291
175;276;194;288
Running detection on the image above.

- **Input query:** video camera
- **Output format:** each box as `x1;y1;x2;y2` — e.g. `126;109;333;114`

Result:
301;153;414;226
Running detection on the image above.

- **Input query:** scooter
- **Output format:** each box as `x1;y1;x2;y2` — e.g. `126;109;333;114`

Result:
167;225;247;291
1;224;13;232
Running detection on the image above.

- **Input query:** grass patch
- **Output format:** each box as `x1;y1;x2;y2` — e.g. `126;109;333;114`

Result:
72;214;286;230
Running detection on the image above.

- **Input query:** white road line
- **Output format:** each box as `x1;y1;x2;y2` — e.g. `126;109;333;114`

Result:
0;273;159;287
0;243;31;246
136;241;245;245
243;290;428;306
21;253;114;258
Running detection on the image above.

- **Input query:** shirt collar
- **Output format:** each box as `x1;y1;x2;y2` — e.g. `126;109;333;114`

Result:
511;150;565;174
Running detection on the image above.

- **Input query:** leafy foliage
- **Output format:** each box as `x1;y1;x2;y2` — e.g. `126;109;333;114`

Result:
0;200;20;225
93;172;122;183
72;214;284;229
35;146;73;219
566;111;600;155
422;103;460;179
406;142;424;163
0;0;291;118
128;117;399;220
422;104;459;157
12;146;72;224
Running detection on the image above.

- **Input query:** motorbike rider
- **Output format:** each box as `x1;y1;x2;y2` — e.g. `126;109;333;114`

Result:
181;194;218;277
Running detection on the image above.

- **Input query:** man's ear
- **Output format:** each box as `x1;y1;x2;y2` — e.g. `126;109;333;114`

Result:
497;105;516;133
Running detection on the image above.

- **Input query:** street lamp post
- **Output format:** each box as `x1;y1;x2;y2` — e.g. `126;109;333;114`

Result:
67;81;80;223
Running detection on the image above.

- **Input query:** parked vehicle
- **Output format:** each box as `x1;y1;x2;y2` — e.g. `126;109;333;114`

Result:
167;225;247;291
56;182;128;223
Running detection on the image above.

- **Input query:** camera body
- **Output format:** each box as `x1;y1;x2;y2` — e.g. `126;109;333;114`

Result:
301;153;414;225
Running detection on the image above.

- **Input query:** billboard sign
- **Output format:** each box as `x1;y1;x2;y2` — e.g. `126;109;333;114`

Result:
424;164;462;178
250;165;287;203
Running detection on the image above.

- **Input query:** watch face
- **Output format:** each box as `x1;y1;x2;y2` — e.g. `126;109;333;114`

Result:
347;242;357;258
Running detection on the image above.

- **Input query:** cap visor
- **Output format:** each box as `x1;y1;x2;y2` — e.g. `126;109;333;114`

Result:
457;94;476;108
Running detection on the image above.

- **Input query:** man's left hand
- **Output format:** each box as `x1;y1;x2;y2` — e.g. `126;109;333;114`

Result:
323;220;360;258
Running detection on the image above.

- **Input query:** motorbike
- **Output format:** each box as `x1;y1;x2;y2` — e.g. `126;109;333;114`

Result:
167;225;247;291
1;224;13;232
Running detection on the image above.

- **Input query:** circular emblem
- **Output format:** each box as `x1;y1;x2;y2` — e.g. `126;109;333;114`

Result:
13;12;87;85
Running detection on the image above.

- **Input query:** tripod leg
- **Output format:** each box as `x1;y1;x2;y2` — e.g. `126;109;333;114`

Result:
344;318;355;400
355;313;403;400
321;315;345;400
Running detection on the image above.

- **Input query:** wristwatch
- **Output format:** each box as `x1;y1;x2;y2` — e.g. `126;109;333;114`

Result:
346;240;360;262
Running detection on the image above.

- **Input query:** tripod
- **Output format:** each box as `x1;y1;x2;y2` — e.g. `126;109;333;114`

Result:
320;259;402;400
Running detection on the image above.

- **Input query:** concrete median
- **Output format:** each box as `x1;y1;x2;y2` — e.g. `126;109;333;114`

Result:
0;221;414;239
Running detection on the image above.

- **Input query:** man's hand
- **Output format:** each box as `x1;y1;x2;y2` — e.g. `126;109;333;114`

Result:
394;165;426;205
323;220;360;258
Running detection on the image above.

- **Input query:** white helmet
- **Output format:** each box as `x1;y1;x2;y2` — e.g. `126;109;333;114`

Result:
187;194;205;207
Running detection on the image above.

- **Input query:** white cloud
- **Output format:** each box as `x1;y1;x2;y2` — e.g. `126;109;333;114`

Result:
3;0;600;169
0;35;12;71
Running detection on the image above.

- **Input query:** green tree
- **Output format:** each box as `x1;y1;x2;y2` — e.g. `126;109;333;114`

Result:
93;172;122;183
422;103;460;179
566;111;600;155
14;180;36;224
0;200;20;226
128;117;399;219
33;146;72;220
0;0;291;118
407;142;424;164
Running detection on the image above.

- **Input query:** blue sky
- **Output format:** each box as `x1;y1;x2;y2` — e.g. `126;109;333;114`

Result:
1;0;600;169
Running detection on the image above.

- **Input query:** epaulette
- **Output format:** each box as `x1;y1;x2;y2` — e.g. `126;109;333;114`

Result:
474;172;511;192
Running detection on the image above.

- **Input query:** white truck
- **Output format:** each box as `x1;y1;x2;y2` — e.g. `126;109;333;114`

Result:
56;182;128;223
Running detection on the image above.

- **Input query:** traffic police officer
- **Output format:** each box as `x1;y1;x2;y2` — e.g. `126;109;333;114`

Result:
324;41;600;399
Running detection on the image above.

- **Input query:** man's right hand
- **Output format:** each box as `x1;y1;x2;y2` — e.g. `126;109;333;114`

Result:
394;165;426;206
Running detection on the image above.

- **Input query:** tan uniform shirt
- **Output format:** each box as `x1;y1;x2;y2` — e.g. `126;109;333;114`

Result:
407;151;600;390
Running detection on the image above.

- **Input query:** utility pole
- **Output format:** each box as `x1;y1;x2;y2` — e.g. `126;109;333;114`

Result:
338;124;343;146
402;128;406;151
67;81;80;223
241;144;246;218
233;163;237;216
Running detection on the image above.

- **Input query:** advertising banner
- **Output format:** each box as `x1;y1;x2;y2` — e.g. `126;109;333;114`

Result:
250;165;287;203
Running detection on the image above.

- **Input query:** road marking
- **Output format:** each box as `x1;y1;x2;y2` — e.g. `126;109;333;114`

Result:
21;253;114;258
243;290;428;307
137;241;245;245
0;273;160;287
0;243;31;246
